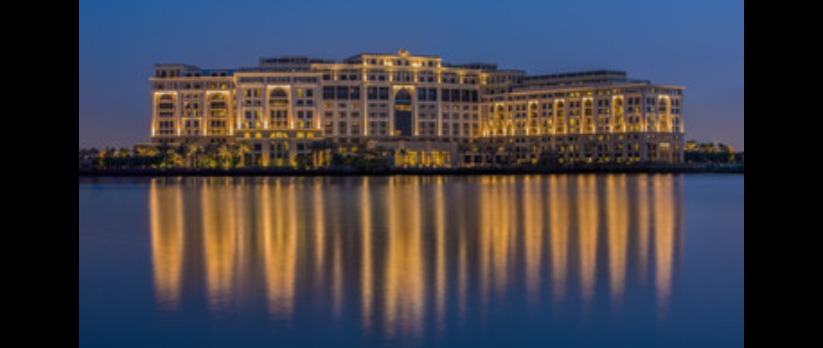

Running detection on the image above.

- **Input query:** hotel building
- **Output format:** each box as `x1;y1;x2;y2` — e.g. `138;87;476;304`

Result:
150;50;684;167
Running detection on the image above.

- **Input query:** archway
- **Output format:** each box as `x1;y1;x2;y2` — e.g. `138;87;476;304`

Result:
394;89;413;136
269;88;288;107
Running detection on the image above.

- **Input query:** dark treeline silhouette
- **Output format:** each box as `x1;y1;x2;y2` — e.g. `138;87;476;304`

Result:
683;140;743;164
80;139;744;173
79;141;251;170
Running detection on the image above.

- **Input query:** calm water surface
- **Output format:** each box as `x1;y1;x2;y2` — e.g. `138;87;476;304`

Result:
79;174;743;347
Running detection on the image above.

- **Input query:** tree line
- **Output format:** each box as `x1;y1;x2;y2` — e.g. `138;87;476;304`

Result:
79;141;252;169
684;140;743;163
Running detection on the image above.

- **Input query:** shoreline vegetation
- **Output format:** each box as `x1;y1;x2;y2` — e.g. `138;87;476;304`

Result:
80;163;742;177
79;140;742;177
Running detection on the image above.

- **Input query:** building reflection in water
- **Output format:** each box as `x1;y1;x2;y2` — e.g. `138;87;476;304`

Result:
606;175;629;309
434;177;447;330
549;176;569;303
259;180;297;318
148;174;683;336
201;180;238;312
523;176;543;305
578;175;599;308
636;174;651;286
654;174;680;320
149;180;184;310
384;176;425;337
360;177;373;331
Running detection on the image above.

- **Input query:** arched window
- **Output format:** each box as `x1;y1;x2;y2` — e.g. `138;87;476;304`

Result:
269;88;288;107
658;98;668;112
209;94;226;108
394;89;413;136
209;93;227;117
157;95;174;110
395;89;411;103
584;99;593;116
495;105;505;123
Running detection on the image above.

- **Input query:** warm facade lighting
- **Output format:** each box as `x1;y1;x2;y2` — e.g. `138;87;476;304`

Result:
149;51;685;166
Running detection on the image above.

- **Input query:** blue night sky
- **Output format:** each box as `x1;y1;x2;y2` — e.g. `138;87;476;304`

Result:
79;0;744;150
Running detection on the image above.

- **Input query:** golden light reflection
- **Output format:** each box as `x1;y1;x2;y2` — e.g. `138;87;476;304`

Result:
549;175;569;303
636;175;651;285
578;175;599;307
260;180;297;318
147;175;683;336
456;178;469;324
479;176;492;308
202;181;238;311
654;175;675;320
149;181;184;310
330;180;344;318
434;176;446;330
383;177;425;338
486;176;516;303
361;178;373;331
479;176;515;308
500;177;516;297
606;175;629;307
313;179;325;285
523;176;543;304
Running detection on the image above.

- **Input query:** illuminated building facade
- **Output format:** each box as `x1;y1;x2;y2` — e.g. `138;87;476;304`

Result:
150;50;684;167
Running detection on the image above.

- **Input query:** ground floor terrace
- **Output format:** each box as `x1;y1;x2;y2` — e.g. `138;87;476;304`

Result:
149;131;683;169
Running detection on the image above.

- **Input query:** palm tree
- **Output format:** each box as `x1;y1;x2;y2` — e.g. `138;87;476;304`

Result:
232;142;251;168
216;143;231;169
163;148;183;168
179;140;203;168
134;145;159;158
196;143;214;168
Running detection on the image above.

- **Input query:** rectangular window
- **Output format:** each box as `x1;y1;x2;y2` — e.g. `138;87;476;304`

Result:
336;86;349;100
322;86;335;100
